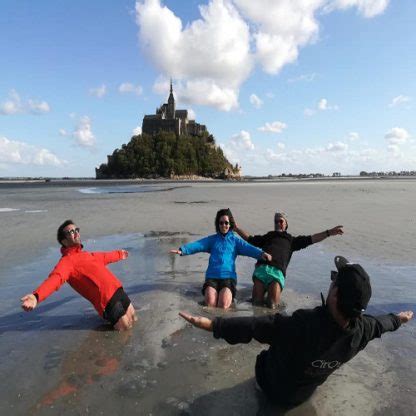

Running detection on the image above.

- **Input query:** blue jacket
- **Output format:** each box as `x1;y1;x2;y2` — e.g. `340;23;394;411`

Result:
180;232;264;280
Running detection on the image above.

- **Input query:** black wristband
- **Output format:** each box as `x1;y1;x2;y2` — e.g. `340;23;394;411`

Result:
326;229;330;237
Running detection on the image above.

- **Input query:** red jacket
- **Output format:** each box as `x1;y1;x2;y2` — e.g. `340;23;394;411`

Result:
34;245;124;316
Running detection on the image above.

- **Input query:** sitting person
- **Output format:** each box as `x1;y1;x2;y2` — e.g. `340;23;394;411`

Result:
170;208;271;309
234;211;343;308
180;255;413;407
21;219;137;330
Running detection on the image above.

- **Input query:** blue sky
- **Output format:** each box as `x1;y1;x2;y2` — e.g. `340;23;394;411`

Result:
0;0;415;177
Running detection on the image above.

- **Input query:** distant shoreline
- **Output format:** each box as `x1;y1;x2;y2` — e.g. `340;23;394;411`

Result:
1;175;416;188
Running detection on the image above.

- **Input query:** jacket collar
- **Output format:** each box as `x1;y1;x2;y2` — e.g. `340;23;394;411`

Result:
218;231;232;239
61;244;83;256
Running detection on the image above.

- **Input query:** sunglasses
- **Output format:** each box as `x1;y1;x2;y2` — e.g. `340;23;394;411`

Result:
65;227;80;236
219;221;230;226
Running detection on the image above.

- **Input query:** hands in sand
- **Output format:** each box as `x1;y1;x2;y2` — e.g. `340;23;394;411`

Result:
179;312;213;332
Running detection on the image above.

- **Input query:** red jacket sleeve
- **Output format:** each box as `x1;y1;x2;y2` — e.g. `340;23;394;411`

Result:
91;250;123;265
33;258;73;303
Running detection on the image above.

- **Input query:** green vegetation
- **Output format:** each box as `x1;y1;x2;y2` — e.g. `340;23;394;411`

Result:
96;131;239;179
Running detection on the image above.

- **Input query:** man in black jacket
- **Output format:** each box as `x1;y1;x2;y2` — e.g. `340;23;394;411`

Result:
234;212;343;308
179;256;413;406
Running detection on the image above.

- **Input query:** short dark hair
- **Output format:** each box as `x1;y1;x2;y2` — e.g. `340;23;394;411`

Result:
57;219;75;246
215;208;235;233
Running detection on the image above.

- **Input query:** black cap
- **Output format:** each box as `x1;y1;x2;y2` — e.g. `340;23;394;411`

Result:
334;256;372;317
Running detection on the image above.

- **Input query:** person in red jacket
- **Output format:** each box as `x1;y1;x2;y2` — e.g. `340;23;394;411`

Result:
20;220;137;331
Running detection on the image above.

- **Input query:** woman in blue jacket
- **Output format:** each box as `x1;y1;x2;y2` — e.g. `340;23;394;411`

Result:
171;209;271;309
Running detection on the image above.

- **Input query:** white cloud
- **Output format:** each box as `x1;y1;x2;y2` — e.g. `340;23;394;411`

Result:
326;141;348;152
135;0;390;111
230;130;255;150
0;136;65;166
385;127;410;145
348;132;359;141
233;0;323;74
305;97;338;115
387;144;401;157
136;0;252;111
175;79;239;111
258;121;287;134
324;0;390;18
119;82;143;96
188;108;196;120
0;90;51;115
220;131;416;175
249;93;263;109
132;126;142;136
287;73;317;83
73;117;96;147
318;98;338;111
61;116;96;148
389;95;411;108
89;84;107;98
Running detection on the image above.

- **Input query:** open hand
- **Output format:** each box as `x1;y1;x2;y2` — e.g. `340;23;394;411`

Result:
397;311;413;323
329;226;344;236
179;311;213;332
21;294;37;311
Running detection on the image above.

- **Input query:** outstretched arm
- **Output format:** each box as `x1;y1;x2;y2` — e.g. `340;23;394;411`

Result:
179;312;213;331
311;225;344;244
363;310;413;342
233;222;250;241
92;250;128;265
173;235;213;256
179;311;279;344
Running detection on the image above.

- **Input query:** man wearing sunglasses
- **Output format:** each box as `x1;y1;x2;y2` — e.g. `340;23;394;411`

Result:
234;212;344;308
21;219;136;330
180;256;413;407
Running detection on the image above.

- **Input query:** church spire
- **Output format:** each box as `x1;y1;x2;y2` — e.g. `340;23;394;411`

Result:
167;77;175;119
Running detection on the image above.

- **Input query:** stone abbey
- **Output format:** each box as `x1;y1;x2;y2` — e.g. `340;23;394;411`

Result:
95;80;241;179
141;81;207;137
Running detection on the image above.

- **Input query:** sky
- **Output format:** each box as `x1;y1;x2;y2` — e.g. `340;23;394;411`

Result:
0;0;415;177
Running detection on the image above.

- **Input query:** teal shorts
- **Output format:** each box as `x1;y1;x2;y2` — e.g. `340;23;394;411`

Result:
252;265;285;291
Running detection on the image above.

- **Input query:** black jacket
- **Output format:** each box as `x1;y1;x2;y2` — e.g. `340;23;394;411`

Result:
213;304;401;405
248;231;312;276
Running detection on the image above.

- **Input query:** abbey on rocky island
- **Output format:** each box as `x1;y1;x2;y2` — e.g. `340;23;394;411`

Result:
141;81;207;137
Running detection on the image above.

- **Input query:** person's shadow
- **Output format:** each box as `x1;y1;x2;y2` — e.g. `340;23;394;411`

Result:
156;378;317;416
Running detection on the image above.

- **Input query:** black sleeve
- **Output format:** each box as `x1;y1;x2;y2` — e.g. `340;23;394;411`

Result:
213;314;291;345
247;234;265;248
362;313;401;341
291;235;313;251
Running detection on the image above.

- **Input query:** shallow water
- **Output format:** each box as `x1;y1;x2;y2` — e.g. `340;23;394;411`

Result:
1;231;415;415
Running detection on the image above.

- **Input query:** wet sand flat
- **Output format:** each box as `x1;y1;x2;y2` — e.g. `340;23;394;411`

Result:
0;180;415;415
